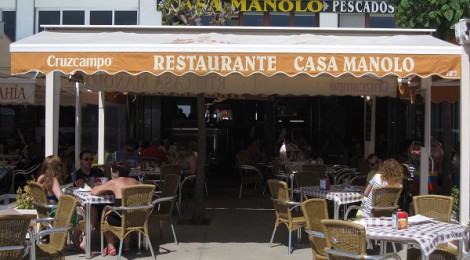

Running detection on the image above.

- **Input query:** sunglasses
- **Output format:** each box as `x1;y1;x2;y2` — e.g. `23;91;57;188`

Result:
83;157;93;162
369;160;380;167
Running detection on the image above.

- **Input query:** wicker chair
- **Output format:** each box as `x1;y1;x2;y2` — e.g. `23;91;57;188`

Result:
29;181;56;229
30;194;79;260
0;214;30;260
413;195;453;223
300;198;329;260
10;163;41;193
408;195;456;259
267;179;306;255
344;186;402;220
100;184;156;260
153;173;181;245
238;165;264;198
321;219;401;260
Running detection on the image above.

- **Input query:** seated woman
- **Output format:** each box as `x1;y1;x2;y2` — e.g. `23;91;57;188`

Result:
36;155;83;250
90;160;140;255
173;142;197;177
359;158;403;218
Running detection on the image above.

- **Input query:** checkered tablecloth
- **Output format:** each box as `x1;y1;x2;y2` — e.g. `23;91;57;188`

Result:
129;168;160;177
295;185;364;205
71;190;114;205
355;217;469;256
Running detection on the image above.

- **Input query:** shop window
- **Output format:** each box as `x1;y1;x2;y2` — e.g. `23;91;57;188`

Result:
38;11;60;32
2;11;16;41
369;15;395;28
269;13;291;26
294;13;317;27
242;12;265;26
339;13;365;28
115;11;137;25
63;10;85;25
90;11;113;25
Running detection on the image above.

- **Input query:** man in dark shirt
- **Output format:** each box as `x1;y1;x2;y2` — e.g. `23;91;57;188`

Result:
73;150;105;187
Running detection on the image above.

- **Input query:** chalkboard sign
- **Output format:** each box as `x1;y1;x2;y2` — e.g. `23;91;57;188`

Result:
414;95;424;147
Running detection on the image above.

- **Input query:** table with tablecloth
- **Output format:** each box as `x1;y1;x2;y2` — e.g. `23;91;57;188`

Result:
65;188;114;259
295;185;364;219
354;217;469;259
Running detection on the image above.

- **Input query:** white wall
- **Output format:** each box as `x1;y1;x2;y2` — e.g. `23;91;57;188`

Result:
16;0;34;40
35;0;138;9
139;0;161;25
319;13;338;27
0;0;16;10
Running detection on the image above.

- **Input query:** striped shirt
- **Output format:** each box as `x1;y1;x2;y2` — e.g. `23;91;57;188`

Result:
362;173;402;216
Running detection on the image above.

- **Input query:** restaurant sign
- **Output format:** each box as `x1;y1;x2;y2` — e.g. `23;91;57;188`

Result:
0;84;35;105
11;52;461;79
157;0;395;14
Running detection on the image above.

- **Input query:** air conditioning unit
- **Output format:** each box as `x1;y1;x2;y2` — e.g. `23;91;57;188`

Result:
453;19;470;45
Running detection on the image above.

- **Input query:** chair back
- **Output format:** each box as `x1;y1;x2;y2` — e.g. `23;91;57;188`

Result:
294;171;321;188
321;219;367;259
267;179;290;220
160;164;182;182
370;186;402;217
0;214;30;260
301;198;328;259
301;164;328;176
162;173;181;197
28;181;53;219
121;184;156;228
49;195;79;252
413;195;453;222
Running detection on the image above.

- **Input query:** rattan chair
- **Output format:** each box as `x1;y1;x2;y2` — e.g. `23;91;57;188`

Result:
267;179;306;255
238;165;264;198
413;195;453;223
30;194;79;260
300;198;329;260
321;219;401;260
29;181;56;230
153;173;181;245
344;186;402;220
408;195;456;259
100;184;156;260
0;214;30;260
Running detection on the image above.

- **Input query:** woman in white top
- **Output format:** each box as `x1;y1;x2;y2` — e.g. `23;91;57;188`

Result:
360;158;403;217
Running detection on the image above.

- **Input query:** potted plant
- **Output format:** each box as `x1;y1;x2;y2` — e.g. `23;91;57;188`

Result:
15;184;37;218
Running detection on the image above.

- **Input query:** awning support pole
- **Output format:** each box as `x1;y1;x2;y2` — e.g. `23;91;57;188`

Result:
45;71;60;156
460;45;469;225
74;82;82;170
363;96;376;157
97;91;105;165
419;77;431;195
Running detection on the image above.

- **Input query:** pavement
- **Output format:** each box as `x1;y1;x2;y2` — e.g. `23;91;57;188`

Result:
63;183;407;260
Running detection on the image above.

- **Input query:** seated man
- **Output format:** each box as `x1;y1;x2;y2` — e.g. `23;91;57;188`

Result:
366;153;382;184
139;138;169;165
74;150;105;187
112;140;140;168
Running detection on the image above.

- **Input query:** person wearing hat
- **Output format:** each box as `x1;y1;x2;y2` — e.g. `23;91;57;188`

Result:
111;140;140;168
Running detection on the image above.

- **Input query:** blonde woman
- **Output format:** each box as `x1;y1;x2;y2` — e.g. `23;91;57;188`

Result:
360;158;403;217
37;155;63;203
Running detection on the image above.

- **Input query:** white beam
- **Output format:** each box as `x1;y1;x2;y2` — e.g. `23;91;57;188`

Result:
45;72;60;156
460;45;470;225
364;96;376;157
75;82;82;170
97;91;105;165
419;78;431;195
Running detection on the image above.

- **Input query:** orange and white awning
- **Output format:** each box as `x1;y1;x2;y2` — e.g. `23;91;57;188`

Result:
10;26;462;97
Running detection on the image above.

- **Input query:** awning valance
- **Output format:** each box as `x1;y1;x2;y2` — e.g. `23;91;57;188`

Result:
10;26;462;82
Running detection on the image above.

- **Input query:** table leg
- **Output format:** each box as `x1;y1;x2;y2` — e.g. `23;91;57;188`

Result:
290;174;294;200
85;203;91;259
334;203;339;219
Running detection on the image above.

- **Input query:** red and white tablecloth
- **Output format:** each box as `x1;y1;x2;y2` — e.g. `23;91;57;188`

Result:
296;185;364;205
355;217;469;256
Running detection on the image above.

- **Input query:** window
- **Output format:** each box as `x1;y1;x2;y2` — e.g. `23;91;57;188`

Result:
63;10;85;25
90;11;113;25
115;11;137;25
294;13;317;27
38;11;60;32
269;13;291;26
242;12;265;26
369;15;395;28
339;14;365;28
2;11;16;41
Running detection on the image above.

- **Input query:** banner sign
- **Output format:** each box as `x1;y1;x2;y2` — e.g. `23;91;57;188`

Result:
0;84;35;105
157;0;395;14
12;52;460;79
